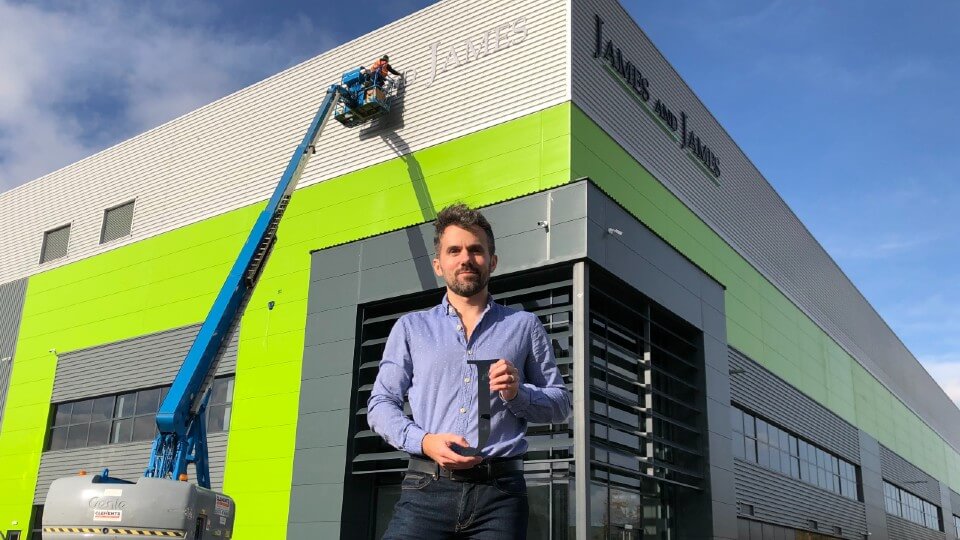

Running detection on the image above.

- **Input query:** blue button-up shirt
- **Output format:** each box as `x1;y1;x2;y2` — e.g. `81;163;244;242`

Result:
367;295;571;458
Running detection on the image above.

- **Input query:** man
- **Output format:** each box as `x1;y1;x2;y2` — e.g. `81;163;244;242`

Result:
367;54;401;86
368;203;572;539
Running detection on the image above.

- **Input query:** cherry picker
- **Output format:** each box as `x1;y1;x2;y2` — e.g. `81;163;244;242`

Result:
41;66;399;539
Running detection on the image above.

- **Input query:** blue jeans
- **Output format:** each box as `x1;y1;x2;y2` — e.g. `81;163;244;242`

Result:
382;471;528;539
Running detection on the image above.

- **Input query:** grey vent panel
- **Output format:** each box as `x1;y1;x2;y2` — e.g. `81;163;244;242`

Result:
35;431;228;504
729;348;860;463
100;200;135;243
41;225;71;263
52;323;238;403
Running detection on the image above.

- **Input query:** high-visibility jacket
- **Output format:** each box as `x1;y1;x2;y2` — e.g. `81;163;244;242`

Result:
369;59;396;78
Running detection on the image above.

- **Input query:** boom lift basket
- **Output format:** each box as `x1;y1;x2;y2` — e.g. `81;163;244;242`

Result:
334;67;398;128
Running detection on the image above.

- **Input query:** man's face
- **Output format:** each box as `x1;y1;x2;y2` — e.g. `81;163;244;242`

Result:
433;224;497;299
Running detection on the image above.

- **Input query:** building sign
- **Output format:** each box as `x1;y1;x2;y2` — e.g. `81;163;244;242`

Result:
593;15;722;183
406;16;528;89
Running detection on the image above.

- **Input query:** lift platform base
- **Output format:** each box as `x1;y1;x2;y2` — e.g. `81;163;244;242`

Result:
43;475;235;539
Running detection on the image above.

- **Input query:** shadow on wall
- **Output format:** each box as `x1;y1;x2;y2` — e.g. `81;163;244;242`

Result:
360;76;438;291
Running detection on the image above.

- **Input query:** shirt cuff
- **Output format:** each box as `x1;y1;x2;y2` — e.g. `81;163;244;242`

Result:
403;424;428;456
503;385;531;415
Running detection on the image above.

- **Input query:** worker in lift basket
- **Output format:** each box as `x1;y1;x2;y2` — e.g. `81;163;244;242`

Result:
367;203;572;539
366;54;401;87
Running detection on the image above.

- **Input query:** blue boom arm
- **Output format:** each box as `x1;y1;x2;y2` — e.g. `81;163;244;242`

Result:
146;84;345;487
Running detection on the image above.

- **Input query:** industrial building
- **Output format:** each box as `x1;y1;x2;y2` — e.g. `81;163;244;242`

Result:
1;0;958;538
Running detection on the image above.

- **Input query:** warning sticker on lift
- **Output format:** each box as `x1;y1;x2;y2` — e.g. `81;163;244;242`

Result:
215;495;230;517
93;510;123;522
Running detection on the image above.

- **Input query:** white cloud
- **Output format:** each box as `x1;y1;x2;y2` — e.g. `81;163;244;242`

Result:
921;356;960;406
0;1;329;191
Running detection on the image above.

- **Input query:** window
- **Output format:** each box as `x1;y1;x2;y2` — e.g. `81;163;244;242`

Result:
882;481;941;531
953;514;959;537
40;224;71;263
100;200;135;244
731;405;860;501
47;376;234;451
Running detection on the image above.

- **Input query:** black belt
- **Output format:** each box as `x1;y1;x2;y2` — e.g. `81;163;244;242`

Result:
407;455;523;482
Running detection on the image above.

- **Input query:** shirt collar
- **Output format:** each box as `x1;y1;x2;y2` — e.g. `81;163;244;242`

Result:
441;292;496;317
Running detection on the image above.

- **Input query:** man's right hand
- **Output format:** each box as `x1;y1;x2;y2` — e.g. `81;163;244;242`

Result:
421;433;482;470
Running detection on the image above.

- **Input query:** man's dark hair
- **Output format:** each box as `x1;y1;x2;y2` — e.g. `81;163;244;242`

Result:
434;203;496;255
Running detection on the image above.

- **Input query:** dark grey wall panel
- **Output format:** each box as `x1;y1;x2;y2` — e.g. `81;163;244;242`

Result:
886;515;946;540
53;323;239;402
0;278;27;431
34;432;228;503
729;348;860;463
880;444;940;503
734;460;866;539
859;431;890;540
571;0;960;452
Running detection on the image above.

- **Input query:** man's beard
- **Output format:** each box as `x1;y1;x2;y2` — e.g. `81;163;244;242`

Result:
446;264;489;297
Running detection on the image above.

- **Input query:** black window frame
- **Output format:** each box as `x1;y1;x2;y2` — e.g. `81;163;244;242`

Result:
731;405;861;501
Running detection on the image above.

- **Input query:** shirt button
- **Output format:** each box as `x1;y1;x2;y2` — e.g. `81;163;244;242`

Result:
466;349;472;354
459;407;466;414
464;377;471;383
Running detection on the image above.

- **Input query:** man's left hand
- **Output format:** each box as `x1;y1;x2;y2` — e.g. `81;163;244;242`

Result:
489;359;520;401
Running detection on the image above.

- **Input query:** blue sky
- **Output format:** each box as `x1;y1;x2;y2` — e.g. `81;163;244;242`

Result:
1;1;957;401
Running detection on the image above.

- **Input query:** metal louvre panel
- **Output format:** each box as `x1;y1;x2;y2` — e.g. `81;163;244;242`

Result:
571;0;960;450
588;269;704;490
350;266;574;475
0;0;569;285
41;225;70;263
34;431;228;504
729;348;860;464
100;201;135;243
734;460;867;538
52;323;238;403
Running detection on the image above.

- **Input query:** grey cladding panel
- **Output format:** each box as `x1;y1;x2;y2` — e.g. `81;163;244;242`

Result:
729;348;860;463
952;490;960;519
880;444;940;503
0;278;27;359
53;323;239;403
734;460;866;538
571;0;960;451
0;357;12;430
0;278;27;430
886;516;946;540
35;432;228;503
